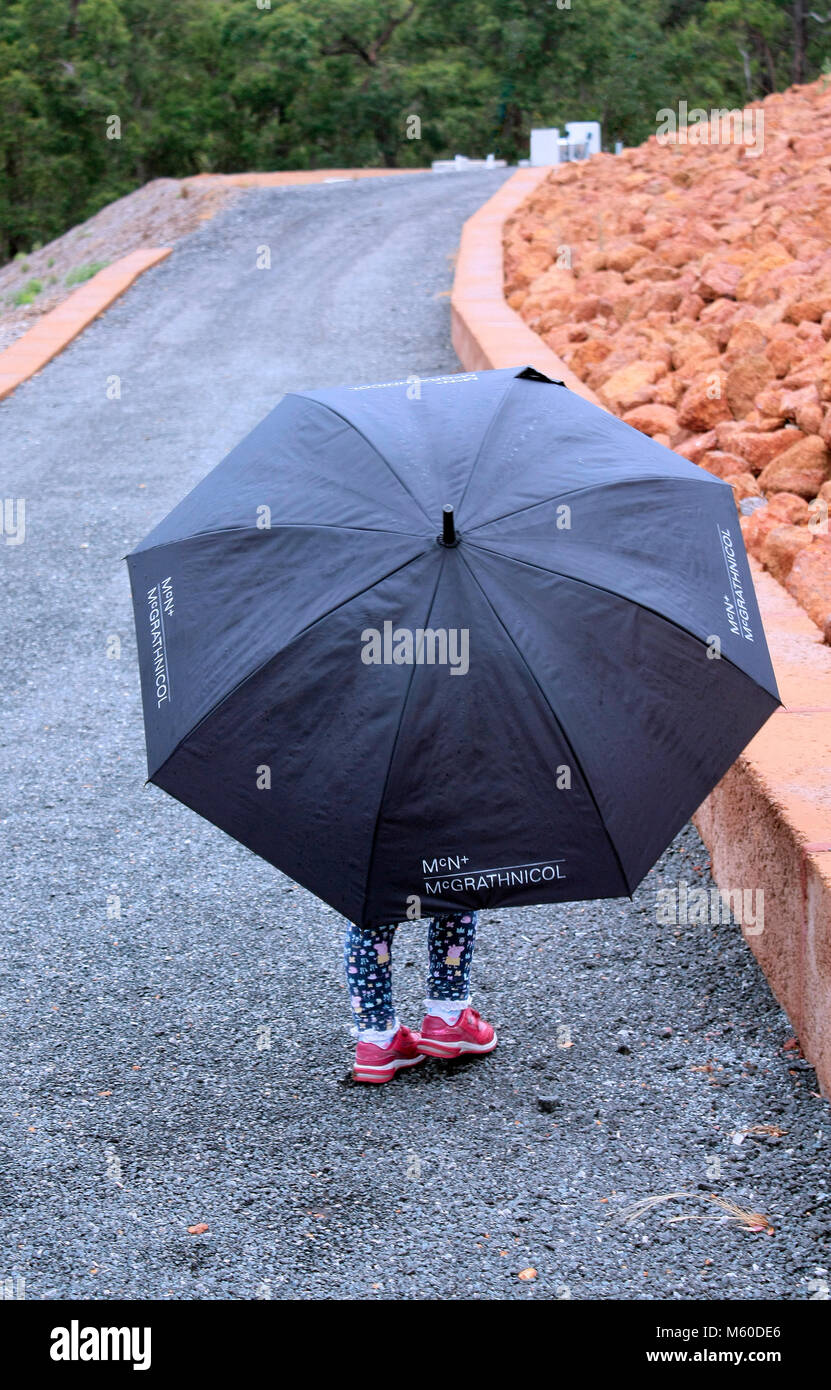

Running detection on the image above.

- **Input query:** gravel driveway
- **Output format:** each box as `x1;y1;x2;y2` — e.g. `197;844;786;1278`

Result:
1;170;828;1302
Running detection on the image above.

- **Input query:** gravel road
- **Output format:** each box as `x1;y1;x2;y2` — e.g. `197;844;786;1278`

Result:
1;170;829;1302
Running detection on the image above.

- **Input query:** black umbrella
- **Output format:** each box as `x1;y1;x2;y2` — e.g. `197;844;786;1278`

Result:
127;366;779;927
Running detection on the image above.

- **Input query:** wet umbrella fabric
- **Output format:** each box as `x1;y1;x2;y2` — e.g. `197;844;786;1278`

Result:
127;366;780;928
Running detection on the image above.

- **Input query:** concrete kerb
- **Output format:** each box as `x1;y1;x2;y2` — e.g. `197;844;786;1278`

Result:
451;167;831;1098
0;248;173;402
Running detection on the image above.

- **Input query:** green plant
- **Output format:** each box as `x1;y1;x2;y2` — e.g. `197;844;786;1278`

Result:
65;261;108;286
13;278;43;305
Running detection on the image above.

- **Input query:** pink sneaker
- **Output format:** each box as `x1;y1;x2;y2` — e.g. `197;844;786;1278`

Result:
353;1025;426;1084
417;1007;497;1059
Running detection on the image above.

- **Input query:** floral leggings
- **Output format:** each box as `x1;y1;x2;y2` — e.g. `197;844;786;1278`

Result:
344;912;478;1032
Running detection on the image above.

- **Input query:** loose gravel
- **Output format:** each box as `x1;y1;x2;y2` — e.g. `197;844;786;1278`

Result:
1;170;828;1301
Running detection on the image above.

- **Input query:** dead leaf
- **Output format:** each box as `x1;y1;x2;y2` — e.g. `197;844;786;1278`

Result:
617;1190;774;1236
187;1222;209;1235
518;1267;537;1281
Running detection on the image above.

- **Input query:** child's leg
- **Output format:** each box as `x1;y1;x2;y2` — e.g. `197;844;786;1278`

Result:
425;911;479;1022
343;921;399;1044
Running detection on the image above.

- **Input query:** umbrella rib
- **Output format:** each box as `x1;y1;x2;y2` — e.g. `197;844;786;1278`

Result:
464;537;781;702
455;375;522;520
131;520;428;559
360;550;448;920
463;471;726;535
457;547;634;898
147;543;433;785
292;396;435;527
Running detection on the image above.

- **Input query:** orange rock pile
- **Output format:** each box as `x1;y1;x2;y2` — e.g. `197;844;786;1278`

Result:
503;79;831;641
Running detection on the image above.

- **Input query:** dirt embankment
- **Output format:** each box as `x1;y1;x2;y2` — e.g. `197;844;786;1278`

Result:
504;78;831;641
0;178;241;354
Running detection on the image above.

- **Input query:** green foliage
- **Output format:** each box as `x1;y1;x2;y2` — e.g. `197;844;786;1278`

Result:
1;0;829;262
65;260;108;285
13;277;42;304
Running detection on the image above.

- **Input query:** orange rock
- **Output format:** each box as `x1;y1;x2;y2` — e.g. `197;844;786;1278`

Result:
677;373;732;431
742;508;780;560
696;261;743;300
796;317;824;345
700;450;749;479
754;385;786;420
784;295;831;324
640;283;685;314
674;429;717;463
622;403;679;437
728;428;806;472
785;357;824;391
725;472;762;503
542;325;575;356
605;241;651;273
742;410;787;432
742;494;811;558
655;237;702;267
504;244;551;291
758;434;831;497
736;252;797;305
714;419;744;448
768;492;812;524
626;258;680;283
724;320;768;362
676;292;706;319
640;219;677;249
726;355;776;418
670;331;713;370
766;334;798;377
779;384;823;434
649;372;684;406
699;296;741;326
785;537;831;631
761;523;815;581
573;295;613;322
568;338;612;375
598;359;667;412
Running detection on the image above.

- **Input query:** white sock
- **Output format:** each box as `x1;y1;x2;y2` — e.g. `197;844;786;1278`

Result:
355;1019;399;1047
425;997;469;1025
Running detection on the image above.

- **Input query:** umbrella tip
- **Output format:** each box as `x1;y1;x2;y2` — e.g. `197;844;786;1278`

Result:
438;504;459;547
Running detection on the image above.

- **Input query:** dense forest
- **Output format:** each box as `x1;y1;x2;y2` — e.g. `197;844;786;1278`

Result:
1;0;830;259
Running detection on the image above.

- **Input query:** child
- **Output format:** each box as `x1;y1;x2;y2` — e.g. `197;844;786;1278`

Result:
344;911;497;1084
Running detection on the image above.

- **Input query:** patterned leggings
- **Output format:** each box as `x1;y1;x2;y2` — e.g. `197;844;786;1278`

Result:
344;912;478;1032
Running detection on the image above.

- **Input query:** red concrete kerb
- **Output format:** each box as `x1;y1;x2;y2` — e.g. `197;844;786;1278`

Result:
0;247;172;401
451;167;831;1097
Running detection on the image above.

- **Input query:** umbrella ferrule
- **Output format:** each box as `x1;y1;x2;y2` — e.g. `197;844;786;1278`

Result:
438;504;459;547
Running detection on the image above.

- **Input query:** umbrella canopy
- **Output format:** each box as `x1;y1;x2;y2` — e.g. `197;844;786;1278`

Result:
127;366;780;928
